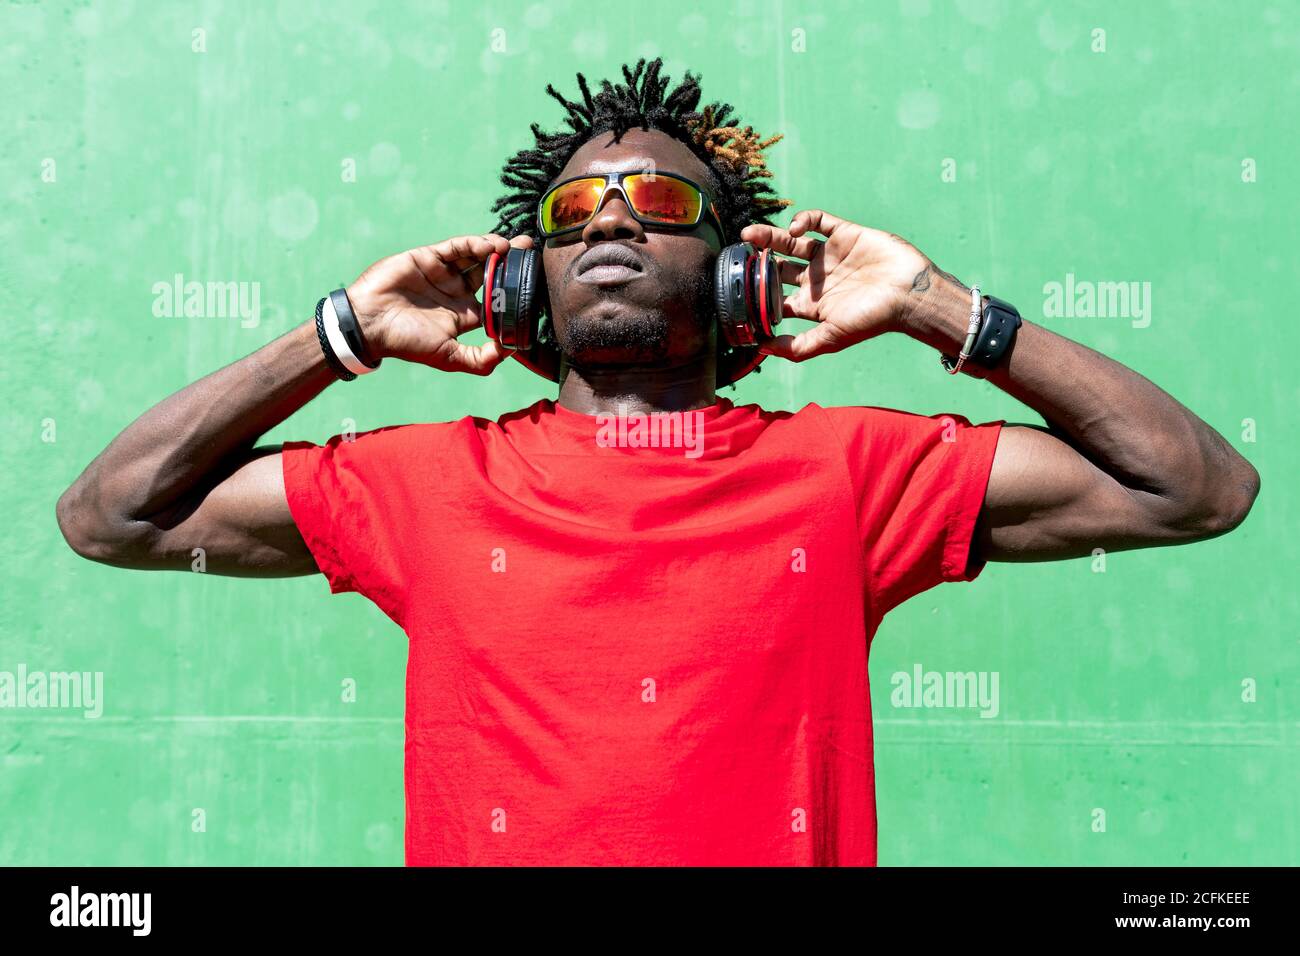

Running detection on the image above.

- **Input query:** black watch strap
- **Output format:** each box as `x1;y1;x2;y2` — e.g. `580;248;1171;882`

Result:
969;295;1021;368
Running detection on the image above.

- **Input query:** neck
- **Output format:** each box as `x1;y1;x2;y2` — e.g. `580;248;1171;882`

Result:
556;352;718;416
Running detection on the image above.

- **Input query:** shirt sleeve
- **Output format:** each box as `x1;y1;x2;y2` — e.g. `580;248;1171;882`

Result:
818;404;1004;620
280;425;423;628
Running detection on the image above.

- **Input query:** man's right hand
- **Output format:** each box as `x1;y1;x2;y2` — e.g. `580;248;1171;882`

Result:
348;233;534;375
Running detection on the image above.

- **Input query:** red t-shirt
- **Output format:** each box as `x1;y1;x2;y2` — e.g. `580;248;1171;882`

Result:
281;397;1002;866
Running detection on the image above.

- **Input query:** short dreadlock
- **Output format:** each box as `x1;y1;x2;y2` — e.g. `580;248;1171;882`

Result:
489;57;792;387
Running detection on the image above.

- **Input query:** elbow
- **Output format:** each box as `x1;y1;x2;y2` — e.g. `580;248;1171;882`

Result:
1171;457;1260;540
1216;458;1261;533
55;484;102;561
56;483;143;564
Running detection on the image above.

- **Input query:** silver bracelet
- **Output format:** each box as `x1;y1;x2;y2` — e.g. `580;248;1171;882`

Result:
941;284;983;375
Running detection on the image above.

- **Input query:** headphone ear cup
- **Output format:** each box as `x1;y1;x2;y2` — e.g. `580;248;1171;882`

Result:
714;242;756;347
482;251;502;343
714;242;783;347
483;247;545;351
513;247;544;352
753;246;781;339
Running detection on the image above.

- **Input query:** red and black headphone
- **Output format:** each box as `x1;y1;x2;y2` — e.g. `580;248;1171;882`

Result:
481;242;782;386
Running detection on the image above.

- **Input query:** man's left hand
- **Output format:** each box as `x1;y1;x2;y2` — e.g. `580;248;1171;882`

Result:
740;209;940;361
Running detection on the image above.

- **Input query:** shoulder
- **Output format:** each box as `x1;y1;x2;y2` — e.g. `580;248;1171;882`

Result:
807;401;978;428
287;401;556;453
282;420;461;457
804;402;990;445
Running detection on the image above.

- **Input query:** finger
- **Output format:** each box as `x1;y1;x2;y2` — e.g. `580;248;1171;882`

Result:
739;223;821;261
759;334;796;359
757;324;843;362
432;234;508;273
788;209;849;239
406;236;494;290
449;300;486;336
432;234;493;264
779;291;818;321
452;234;511;270
437;235;510;295
453;234;530;285
777;256;805;287
463;233;524;296
449;338;512;375
460;261;486;291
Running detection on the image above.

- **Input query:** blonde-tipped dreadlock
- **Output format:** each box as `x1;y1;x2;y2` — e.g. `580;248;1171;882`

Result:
685;105;792;218
489;57;791;386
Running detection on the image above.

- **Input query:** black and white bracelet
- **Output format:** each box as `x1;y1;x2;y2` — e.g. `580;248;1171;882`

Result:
314;289;381;381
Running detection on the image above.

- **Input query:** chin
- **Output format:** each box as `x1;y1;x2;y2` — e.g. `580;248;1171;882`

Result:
556;310;672;365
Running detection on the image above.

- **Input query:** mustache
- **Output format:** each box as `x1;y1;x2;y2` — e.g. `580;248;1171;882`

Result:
557;262;716;359
585;257;710;304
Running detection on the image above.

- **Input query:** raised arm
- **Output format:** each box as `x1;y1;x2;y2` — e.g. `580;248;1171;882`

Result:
903;288;1259;560
56;233;522;576
741;210;1259;561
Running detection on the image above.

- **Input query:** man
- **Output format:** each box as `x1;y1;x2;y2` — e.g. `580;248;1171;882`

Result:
56;59;1258;866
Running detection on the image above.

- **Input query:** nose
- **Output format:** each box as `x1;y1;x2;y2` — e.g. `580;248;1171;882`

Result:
581;183;645;243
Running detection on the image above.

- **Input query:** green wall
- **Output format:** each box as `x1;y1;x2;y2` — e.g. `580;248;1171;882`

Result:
3;0;1295;865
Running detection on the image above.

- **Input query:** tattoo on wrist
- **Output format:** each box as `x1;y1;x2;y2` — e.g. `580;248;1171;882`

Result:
904;263;972;335
909;263;970;297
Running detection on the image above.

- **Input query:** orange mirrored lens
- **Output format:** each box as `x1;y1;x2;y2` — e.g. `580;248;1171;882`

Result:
540;175;706;233
541;178;605;232
624;174;702;224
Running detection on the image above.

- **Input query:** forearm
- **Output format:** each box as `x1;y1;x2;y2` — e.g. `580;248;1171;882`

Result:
904;269;1259;527
59;319;335;539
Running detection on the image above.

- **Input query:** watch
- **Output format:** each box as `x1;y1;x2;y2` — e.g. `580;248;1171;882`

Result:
969;295;1021;368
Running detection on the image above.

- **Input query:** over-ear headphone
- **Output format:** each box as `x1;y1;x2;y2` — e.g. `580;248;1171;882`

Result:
481;242;782;386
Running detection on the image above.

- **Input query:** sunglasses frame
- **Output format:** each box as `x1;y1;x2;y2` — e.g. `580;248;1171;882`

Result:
537;170;726;242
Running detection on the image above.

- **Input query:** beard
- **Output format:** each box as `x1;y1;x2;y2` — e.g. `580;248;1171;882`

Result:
556;265;715;365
